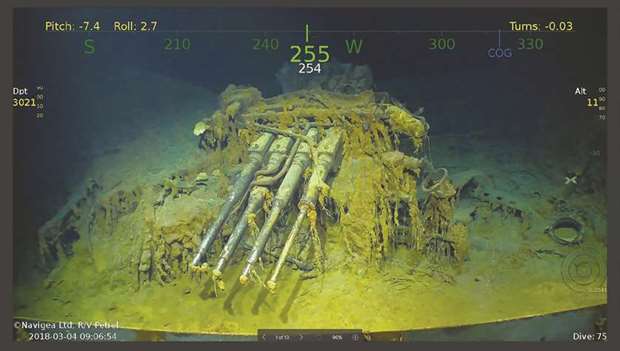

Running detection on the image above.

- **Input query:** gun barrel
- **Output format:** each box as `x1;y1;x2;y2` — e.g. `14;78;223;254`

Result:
191;133;275;267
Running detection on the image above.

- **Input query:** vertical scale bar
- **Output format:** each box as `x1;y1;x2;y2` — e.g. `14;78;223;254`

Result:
498;29;502;48
305;24;309;43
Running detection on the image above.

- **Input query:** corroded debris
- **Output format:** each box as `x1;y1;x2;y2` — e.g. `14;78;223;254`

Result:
183;83;467;291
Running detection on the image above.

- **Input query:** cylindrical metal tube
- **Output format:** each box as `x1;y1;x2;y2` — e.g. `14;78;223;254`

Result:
253;138;301;186
210;137;291;276
256;136;293;176
239;128;319;285
191;133;275;268
266;206;308;291
239;207;281;283
267;128;344;291
212;186;268;278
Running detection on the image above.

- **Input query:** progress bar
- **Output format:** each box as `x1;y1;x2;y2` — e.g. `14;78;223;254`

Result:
258;329;364;342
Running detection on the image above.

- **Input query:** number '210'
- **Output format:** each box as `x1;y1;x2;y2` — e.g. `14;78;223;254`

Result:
290;45;330;63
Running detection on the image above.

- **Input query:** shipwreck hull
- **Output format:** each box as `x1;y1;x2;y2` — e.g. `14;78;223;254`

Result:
19;84;606;338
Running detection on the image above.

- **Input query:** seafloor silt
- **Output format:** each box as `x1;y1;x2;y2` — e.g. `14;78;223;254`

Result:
15;65;607;335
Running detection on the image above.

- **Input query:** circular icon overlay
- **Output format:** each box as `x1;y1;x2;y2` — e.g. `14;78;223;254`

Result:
561;252;606;293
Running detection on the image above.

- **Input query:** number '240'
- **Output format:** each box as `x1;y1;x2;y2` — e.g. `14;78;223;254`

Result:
290;45;330;63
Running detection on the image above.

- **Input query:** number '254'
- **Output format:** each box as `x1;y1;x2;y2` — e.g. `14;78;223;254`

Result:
290;45;330;63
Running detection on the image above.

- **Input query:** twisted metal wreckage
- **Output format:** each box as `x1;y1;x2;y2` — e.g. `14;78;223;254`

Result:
186;79;468;291
37;64;469;293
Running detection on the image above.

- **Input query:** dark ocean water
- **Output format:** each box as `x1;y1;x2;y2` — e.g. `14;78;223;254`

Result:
13;7;606;275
